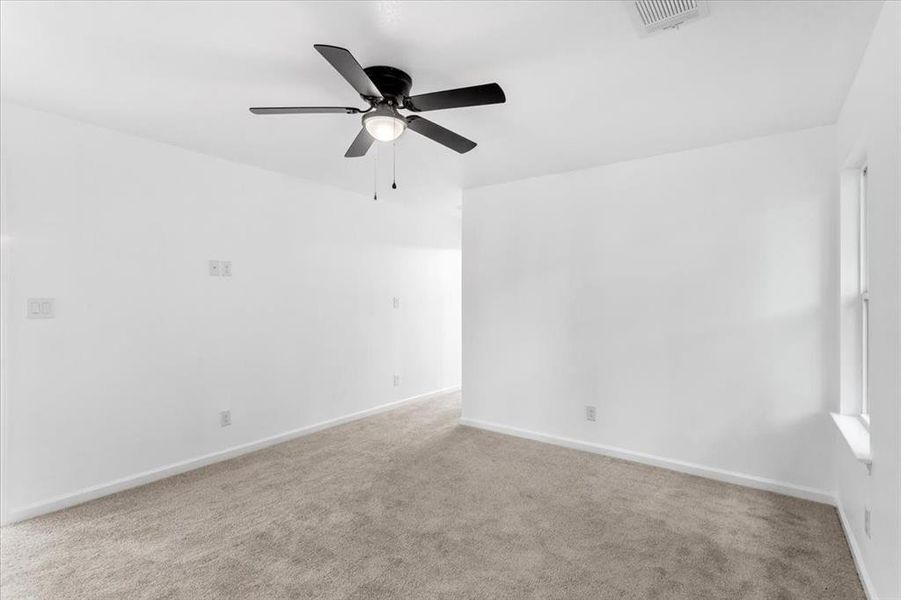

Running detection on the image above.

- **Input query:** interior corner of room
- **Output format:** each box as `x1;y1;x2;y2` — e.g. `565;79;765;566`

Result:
0;1;899;599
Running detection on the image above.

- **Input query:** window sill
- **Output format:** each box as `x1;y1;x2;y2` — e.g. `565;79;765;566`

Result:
831;413;872;465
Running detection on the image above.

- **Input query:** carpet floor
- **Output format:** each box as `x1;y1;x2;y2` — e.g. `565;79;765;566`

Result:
0;391;863;599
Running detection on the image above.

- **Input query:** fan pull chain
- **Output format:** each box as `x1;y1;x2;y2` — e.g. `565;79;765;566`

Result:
392;140;397;190
373;143;378;201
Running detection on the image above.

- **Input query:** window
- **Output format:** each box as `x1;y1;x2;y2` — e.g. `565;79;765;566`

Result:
859;166;870;422
832;163;872;465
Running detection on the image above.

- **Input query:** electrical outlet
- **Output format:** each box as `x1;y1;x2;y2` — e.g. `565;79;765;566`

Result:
393;297;400;309
220;410;231;427
865;508;871;538
393;375;400;387
585;405;597;422
221;261;232;277
208;260;221;276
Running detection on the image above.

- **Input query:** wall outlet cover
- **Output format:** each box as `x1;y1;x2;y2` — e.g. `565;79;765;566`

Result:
209;260;221;276
864;507;871;538
586;405;597;422
221;261;232;277
220;410;231;427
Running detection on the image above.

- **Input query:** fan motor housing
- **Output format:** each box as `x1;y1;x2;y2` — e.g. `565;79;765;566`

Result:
363;66;412;103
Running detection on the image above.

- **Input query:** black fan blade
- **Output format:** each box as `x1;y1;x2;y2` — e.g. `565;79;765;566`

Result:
405;83;505;112
314;44;382;99
249;106;362;115
345;128;375;158
405;116;476;154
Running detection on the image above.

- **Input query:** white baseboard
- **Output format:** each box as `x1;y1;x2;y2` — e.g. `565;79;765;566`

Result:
836;498;879;600
458;417;835;505
3;385;460;525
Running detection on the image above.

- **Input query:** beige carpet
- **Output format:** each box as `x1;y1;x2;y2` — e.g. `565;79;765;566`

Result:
0;391;863;599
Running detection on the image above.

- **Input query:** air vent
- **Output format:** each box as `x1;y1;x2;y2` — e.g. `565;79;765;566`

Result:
625;0;709;36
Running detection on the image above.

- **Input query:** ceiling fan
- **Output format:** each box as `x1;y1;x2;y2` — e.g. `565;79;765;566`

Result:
250;44;506;157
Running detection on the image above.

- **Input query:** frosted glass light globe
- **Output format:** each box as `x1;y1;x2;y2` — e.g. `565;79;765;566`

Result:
364;114;406;142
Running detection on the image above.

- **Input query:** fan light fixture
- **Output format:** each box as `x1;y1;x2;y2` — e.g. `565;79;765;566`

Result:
363;108;406;142
250;44;506;157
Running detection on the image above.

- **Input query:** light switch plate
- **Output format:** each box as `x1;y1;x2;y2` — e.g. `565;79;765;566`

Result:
27;298;55;319
208;260;220;276
221;261;232;277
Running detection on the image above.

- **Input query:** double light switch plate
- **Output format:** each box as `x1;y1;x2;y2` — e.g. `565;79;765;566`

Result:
27;298;55;319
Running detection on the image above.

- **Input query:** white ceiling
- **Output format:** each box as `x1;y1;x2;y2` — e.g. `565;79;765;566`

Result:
0;1;883;198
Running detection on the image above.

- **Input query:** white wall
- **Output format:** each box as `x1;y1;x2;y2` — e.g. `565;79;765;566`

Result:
462;126;838;499
834;2;901;598
0;103;461;521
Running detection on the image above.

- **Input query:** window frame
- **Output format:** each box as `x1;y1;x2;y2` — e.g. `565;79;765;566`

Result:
859;166;870;424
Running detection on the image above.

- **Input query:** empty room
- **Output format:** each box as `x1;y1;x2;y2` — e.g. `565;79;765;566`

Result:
0;1;899;598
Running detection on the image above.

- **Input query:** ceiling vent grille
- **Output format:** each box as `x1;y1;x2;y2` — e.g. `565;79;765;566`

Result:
626;0;709;35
